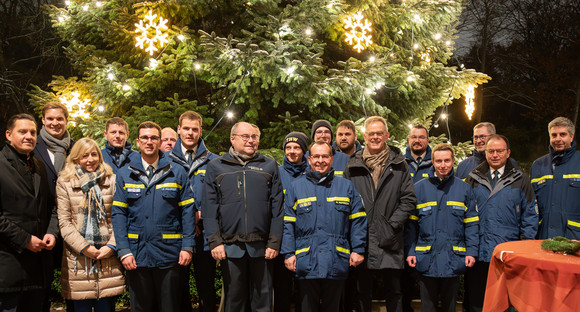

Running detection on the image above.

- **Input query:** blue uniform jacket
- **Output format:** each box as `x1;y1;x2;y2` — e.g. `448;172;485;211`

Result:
404;145;433;183
531;141;580;239
167;138;218;251
112;152;196;268
203;152;284;252
407;168;479;277
465;159;538;262
281;168;367;280
101;141;137;174
279;156;307;193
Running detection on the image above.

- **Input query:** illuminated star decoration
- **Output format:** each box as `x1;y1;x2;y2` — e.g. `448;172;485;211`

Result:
344;11;373;53
59;91;91;125
465;84;476;120
135;10;169;56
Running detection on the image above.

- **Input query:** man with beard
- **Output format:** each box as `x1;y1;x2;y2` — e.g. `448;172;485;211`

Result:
203;122;284;312
344;116;416;312
531;117;580;239
333;120;362;156
282;141;367;312
402;124;433;312
112;121;195;312
274;131;309;312
168;111;218;312
0;114;58;311
102;117;137;174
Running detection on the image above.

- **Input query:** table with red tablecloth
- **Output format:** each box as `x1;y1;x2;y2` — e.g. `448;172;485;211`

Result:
483;240;580;312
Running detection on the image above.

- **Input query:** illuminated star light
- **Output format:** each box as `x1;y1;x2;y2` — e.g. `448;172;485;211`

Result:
465;84;476;120
344;12;373;53
59;91;91;125
135;10;169;56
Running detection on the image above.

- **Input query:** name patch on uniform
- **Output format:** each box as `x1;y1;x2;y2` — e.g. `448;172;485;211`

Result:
247;166;263;171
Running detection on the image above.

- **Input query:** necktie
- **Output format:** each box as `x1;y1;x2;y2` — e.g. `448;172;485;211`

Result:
147;165;155;180
186;150;194;166
491;170;499;189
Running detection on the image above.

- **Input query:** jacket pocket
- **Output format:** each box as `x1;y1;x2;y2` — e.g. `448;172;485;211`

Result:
414;243;432;274
295;245;312;278
451;242;467;275
565;214;580;240
377;214;401;250
333;238;350;279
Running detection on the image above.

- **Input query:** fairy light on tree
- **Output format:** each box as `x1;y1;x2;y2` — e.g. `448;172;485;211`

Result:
59;91;91;125
344;11;373;53
134;10;169;56
465;84;476;120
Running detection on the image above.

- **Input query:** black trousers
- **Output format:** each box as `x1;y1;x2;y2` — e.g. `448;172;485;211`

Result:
466;261;490;312
349;264;403;312
273;254;294;312
298;279;345;312
193;250;217;312
418;275;459;312
126;266;184;312
0;289;46;312
401;262;419;312
222;255;273;312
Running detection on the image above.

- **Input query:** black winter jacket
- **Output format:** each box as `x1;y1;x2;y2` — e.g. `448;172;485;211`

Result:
0;144;59;292
203;153;284;251
344;146;416;269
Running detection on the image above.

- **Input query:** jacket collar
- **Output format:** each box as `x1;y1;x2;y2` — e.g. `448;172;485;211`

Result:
283;157;307;177
550;140;577;166
427;166;455;189
220;152;265;166
305;167;334;185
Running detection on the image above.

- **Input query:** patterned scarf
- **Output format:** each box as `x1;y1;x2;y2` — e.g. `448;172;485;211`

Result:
40;126;71;172
74;165;108;275
363;145;390;188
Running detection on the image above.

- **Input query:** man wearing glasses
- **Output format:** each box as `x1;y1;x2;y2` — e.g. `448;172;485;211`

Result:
464;134;537;312
112;121;195;312
203;122;284;312
456;122;496;179
311;120;350;175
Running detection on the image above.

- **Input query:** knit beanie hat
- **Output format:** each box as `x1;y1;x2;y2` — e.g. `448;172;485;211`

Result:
311;120;333;140
283;132;309;154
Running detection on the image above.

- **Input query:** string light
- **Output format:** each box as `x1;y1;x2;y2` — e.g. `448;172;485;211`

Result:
122;84;131;91
445;40;451;46
82;4;89;11
344;11;373;53
177;34;185;41
407;75;415;82
98;105;105;112
96;1;102;8
304;28;313;36
434;33;442;40
369;56;376;62
107;72;115;80
408;124;413;129
65;0;71;6
285;66;296;75
413;43;419;50
226;111;234;118
194;63;202;70
149;58;158;69
365;88;372;94
134;10;169;56
465;84;476;120
441;113;447;119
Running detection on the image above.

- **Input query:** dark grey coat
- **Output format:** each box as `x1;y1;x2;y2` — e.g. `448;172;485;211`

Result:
344;146;416;269
0;144;59;292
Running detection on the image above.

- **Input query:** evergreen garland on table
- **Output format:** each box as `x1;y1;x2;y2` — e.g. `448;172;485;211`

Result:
541;236;580;254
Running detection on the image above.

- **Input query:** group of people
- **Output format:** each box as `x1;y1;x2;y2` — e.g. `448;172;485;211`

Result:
0;100;578;312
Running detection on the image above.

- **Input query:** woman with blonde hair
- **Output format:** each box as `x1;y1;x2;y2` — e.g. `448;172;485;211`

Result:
56;137;125;311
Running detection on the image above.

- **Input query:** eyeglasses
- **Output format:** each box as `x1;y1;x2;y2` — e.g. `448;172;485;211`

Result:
366;131;386;137
161;138;177;142
315;130;331;135
409;135;427;140
485;148;507;155
233;134;260;142
139;136;160;142
473;135;489;141
309;154;331;160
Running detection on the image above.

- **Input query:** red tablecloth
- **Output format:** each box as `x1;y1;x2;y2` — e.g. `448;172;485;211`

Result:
483;240;580;312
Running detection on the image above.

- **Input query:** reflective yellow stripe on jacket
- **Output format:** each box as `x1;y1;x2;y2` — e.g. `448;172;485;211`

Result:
156;183;182;189
295;246;310;255
293;197;317;210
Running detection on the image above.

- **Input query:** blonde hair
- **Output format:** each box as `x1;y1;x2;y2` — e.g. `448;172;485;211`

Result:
59;137;113;181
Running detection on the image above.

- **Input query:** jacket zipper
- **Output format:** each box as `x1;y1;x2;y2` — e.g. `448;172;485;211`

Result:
243;169;248;234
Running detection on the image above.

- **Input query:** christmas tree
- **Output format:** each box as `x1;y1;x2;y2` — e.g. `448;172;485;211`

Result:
31;0;489;150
